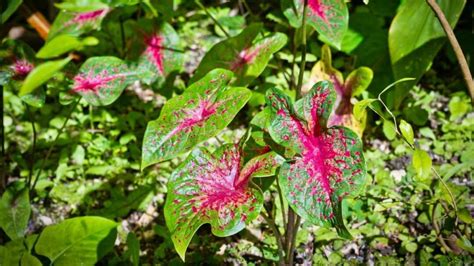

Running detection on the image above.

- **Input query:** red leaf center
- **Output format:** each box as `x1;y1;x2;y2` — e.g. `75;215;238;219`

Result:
144;33;165;74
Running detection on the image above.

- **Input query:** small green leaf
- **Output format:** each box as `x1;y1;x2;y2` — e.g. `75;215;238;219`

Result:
405;242;418;253
458;208;473;224
19;57;72;96
0;0;22;24
0;188;31;240
353;99;376;121
382;120;396;140
399;119;414;145
37;35;82;59
35;216;117;266
456;236;474;254
412;149;432;179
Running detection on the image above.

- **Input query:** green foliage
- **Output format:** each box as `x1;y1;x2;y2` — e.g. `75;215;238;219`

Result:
19;57;72;96
0;187;30;240
35;216;117;265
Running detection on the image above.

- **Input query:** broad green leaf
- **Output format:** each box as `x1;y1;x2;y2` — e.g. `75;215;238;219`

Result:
71;56;132;106
141;69;251;169
35;216;117;266
345;67;373;97
19;56;72;96
412;149;432;179
48;8;111;40
399;119;414;145
0;0;22;24
0;188;31;240
21;253;42;266
165;144;282;261
266;82;366;237
388;0;465;107
37;35;82;59
135;20;184;85
281;0;348;48
192;24;288;86
124;233;140;266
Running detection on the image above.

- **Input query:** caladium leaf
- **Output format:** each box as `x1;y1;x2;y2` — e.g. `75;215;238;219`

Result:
192;24;288;86
266;81;366;237
71;56;133;106
0;40;46;107
136;21;184;85
165;144;283;261
281;0;348;49
48;8;110;40
141;69;251;169
307;45;373;137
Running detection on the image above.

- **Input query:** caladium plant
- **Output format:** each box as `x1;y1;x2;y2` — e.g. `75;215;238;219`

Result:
191;23;288;86
266;81;366;236
136;21;184;85
281;0;348;49
164;144;284;261
141;69;251;169
48;8;111;40
71;56;133;106
0;40;46;108
306;45;373;137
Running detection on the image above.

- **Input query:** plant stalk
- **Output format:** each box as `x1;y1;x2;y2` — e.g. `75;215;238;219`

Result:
31;99;79;192
425;0;474;103
296;0;308;99
25;105;37;190
1;83;5;193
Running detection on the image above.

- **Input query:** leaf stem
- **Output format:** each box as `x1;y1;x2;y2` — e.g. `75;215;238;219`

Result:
276;177;287;226
195;0;230;39
261;209;285;264
296;0;308;99
425;0;474;103
31;99;80;192
25;105;37;190
89;105;94;130
1;84;5;193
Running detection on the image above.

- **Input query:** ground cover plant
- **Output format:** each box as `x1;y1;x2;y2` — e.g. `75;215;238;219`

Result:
0;0;473;265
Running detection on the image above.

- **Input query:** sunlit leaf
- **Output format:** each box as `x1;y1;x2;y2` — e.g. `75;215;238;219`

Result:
35;216;117;266
165;144;283;261
192;24;288;86
266;81;366;237
412;149;432;179
399;119;414;145
281;0;348;48
142;69;251;169
71;56;133;106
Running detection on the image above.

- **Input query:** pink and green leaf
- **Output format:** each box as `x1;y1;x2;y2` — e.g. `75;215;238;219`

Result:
192;24;288;86
267;82;366;236
0;40;45;108
141;69;251;169
71;56;132;106
281;0;348;49
136;21;184;85
48;8;110;40
165;144;276;261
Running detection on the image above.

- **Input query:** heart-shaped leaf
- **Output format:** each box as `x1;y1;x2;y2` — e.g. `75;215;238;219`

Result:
71;56;132;106
35;216;117;266
48;8;110;40
136;21;184;85
192;24;288;86
165;144;283;261
141;69;251;169
0;188;31;240
266;81;366;236
307;45;373;137
281;0;348;48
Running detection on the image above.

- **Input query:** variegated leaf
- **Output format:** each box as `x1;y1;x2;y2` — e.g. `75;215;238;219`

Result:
48;8;110;40
165;144;283;261
267;82;366;236
136;21;184;85
141;69;251;169
71;56;132;106
281;0;348;48
192;24;288;86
